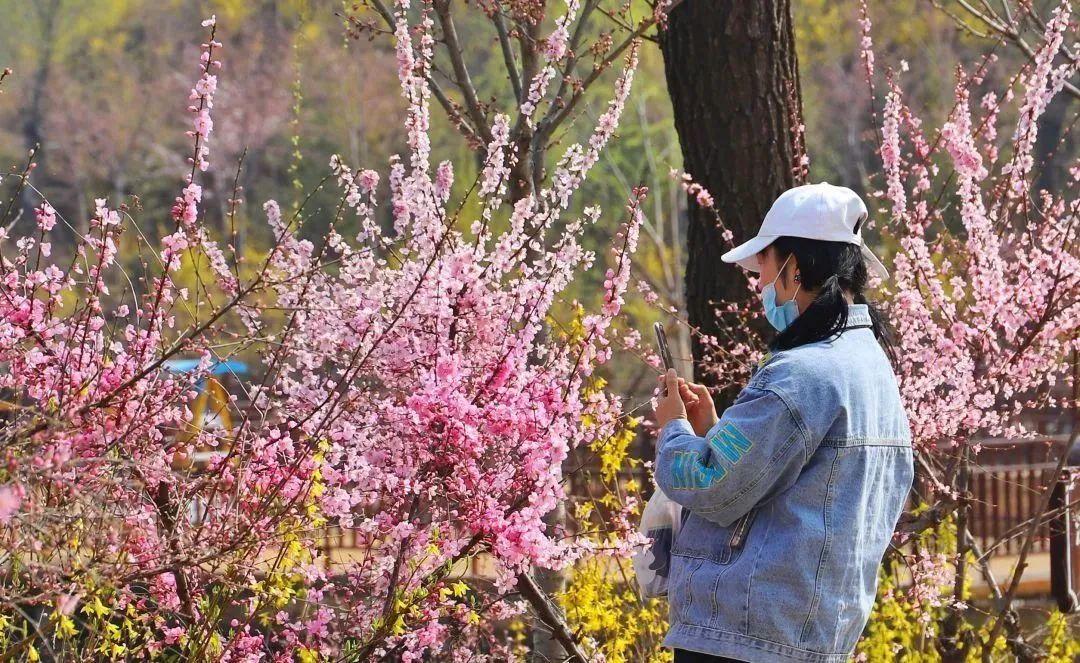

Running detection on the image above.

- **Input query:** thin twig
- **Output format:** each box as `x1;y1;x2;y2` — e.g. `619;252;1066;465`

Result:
493;10;523;102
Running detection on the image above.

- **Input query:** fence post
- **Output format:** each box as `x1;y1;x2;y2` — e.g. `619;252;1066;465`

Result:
1048;468;1078;613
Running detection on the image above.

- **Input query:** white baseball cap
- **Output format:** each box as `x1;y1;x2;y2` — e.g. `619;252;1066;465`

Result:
720;182;889;279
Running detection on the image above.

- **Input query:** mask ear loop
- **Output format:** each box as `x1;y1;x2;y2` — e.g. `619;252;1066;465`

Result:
771;253;793;288
790;281;803;313
777;253;800;297
779;254;802;311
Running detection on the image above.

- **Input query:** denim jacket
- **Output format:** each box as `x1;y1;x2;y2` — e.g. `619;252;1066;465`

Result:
655;304;914;663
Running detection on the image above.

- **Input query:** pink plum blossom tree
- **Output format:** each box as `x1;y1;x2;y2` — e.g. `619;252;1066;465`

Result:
0;2;661;660
2;0;1078;660
856;1;1080;658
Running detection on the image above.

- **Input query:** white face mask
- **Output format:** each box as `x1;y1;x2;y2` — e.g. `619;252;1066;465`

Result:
759;253;801;332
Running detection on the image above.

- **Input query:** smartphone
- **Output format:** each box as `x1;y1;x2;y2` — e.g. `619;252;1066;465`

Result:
654;322;675;395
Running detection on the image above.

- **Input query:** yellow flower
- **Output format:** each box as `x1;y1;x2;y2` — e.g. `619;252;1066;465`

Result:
82;596;109;619
56;615;77;639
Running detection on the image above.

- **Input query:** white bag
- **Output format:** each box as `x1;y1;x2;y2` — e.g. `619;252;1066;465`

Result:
632;484;684;598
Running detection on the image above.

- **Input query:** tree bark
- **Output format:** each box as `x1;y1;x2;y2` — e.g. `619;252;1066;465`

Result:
659;1;805;404
528;502;571;662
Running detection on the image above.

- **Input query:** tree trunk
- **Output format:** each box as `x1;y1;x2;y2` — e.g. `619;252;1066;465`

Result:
19;0;62;225
529;502;568;662
659;1;805;404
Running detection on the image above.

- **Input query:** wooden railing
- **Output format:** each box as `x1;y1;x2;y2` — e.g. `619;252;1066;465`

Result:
959;435;1079;607
966;437;1074;555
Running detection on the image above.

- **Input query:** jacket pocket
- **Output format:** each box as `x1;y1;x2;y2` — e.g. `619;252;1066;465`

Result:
718;507;758;564
673;507;759;566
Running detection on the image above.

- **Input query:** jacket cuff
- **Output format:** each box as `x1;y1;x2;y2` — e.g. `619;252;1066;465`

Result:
659;417;695;444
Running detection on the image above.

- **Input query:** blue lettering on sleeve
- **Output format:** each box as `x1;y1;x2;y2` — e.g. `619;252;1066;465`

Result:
667;422;754;492
692;459;727;489
671;452;688;489
671;450;728;490
709;422;753;464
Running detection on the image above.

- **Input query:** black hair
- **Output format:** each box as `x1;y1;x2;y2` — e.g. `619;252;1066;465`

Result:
767;235;897;366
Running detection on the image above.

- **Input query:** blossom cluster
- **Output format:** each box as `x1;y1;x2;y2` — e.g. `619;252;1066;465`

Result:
873;0;1080;449
863;0;1080;626
0;3;654;660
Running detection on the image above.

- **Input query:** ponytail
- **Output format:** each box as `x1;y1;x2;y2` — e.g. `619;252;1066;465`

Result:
769;237;898;367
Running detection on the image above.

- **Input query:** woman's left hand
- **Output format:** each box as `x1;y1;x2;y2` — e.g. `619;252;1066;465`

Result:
653;368;688;428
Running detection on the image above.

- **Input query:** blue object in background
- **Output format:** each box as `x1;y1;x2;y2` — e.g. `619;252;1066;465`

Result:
163;358;249;391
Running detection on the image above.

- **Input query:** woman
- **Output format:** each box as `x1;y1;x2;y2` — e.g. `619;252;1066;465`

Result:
652;182;914;663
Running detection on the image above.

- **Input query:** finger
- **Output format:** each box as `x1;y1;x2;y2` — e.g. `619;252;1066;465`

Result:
690;382;711;398
665;368;680;393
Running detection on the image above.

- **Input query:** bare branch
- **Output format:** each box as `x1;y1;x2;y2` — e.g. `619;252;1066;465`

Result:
493;10;523;103
984;352;1080;652
541;15;658;139
931;0;1080;100
516;571;589;663
433;0;493;143
367;0;484;145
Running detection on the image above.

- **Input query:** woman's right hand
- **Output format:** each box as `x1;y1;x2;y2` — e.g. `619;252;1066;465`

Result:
679;379;718;436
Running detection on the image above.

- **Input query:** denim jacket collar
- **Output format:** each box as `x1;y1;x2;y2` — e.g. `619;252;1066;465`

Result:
751;304;873;377
842;303;872;330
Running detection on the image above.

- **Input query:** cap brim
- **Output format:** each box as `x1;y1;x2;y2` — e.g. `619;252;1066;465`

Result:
861;244;890;280
721;235;777;273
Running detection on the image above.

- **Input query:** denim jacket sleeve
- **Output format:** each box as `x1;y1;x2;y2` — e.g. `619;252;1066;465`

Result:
654;384;810;527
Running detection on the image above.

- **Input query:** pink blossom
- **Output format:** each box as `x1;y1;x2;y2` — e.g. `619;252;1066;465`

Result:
881;80;906;219
0;485;22;524
1004;2;1074;199
858;0;874;79
872;5;1080;459
194;74;217;97
358;169;379;192
35;202;57;232
435;160;454;202
193;109;213;138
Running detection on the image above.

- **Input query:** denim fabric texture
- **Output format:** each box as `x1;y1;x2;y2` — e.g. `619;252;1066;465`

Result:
655;304;914;663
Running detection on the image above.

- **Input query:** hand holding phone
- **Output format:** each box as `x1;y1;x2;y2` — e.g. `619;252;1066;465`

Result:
652;324;717;434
